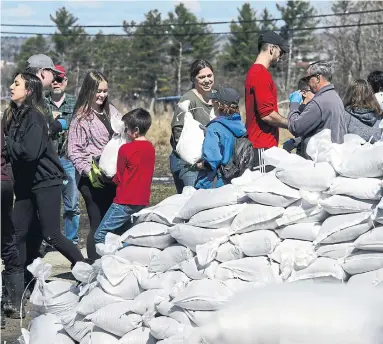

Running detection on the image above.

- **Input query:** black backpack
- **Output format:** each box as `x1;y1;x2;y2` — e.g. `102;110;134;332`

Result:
206;121;255;183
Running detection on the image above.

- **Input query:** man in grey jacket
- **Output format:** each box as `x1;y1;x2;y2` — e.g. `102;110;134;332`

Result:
288;61;347;159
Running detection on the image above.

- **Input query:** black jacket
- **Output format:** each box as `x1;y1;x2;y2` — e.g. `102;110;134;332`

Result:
5;106;64;195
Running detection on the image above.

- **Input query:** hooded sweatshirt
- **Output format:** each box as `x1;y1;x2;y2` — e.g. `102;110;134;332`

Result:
345;107;381;143
195;113;246;189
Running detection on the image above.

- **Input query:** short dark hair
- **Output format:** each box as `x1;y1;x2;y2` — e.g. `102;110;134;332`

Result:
122;108;152;135
298;77;310;91
25;66;40;75
367;70;383;93
258;42;273;52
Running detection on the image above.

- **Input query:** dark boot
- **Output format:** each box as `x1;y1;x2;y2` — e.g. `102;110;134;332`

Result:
3;272;25;319
0;302;5;329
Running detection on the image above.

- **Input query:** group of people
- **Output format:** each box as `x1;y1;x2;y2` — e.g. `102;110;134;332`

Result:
169;31;383;191
1;30;383;327
1;55;155;327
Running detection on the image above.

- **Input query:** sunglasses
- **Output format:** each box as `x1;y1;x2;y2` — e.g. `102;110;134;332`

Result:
304;74;321;82
54;75;65;83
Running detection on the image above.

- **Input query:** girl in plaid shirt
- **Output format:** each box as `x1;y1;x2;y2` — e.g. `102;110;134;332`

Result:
68;70;122;262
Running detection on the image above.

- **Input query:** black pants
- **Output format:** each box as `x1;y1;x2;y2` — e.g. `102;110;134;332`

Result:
13;185;84;267
78;176;116;262
1;180;22;275
251;148;275;173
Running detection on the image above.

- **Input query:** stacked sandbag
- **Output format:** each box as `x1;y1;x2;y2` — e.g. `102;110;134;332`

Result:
22;131;383;343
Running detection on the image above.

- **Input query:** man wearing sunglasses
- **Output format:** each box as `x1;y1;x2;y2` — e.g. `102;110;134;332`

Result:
288;61;347;159
45;65;80;246
245;31;289;173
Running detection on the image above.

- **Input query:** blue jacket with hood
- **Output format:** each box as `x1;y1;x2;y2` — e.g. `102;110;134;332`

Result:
195;113;246;189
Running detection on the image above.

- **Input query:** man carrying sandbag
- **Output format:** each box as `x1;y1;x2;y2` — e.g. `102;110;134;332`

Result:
245;31;289;173
288;61;347;159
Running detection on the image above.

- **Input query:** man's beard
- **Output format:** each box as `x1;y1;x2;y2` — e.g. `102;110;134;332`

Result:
270;59;279;68
52;88;63;95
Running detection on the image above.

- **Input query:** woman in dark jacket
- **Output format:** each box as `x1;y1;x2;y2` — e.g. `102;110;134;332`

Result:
344;79;382;142
3;73;85;273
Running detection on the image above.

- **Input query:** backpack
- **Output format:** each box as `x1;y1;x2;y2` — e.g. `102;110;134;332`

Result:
206;121;255;183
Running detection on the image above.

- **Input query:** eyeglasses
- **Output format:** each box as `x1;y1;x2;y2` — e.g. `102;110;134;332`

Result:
54;76;65;83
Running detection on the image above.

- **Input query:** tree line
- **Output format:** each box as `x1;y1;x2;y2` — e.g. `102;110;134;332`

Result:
2;1;383;110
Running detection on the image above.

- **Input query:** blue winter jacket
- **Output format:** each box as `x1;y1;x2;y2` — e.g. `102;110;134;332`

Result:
195;113;246;189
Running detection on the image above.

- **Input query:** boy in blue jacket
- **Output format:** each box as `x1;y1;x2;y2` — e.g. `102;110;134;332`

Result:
195;87;246;189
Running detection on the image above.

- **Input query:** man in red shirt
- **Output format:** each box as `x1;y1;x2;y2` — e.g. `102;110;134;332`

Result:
94;108;155;244
245;31;289;173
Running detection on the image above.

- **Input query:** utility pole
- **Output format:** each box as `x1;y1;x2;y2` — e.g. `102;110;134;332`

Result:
177;41;183;96
286;37;293;92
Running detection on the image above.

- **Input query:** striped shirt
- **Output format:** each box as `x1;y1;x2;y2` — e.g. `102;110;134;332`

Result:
68;105;121;176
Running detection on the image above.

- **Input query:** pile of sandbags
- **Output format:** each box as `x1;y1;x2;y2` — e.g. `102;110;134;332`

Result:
21;131;383;344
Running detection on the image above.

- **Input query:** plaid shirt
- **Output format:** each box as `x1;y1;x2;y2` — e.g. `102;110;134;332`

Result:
68;105;121;176
46;93;77;157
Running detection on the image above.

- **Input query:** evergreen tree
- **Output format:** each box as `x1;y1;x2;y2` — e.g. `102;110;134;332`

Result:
260;8;277;32
15;35;49;71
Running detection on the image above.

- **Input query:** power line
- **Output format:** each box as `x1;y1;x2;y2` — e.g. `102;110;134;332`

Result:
1;9;383;28
1;22;382;37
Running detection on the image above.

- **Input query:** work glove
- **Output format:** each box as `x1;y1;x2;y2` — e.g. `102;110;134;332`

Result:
88;160;104;188
283;138;298;153
289;91;303;104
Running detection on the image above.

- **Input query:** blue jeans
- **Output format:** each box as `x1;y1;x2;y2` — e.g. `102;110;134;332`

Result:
94;203;145;244
61;158;80;245
169;151;198;194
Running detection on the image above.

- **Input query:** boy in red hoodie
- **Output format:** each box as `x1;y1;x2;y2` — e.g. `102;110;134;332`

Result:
94;108;155;244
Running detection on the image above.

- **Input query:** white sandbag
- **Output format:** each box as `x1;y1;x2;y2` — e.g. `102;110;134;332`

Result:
222;279;264;295
230;204;284;234
314;212;372;245
130;289;169;315
215;242;244;262
173;257;219;280
188;284;383;344
372;206;383;224
348;267;383;286
85;301;142;337
270;240;315;264
82;329;119;344
77;287;124;316
188;204;245;229
276;222;321;241
177;185;246;220
134;190;195;226
176;105;205;165
97;272;142;300
354;227;383;251
99;134;129;178
183;309;215;327
215;257;282;284
276;162;336;192
168;224;230;252
72;262;96;284
149;244;194;273
61;312;95;343
149;316;192;340
172;279;234;311
319;195;377;215
27;313;65;344
157;300;193;325
315;242;356;259
277;202;329;227
119;327;156;344
246;192;298;207
120;222;175;249
287;257;347;282
327;176;383;200
262;146;312;168
329;141;383;178
134;267;189;292
306;128;332;162
116;246;161;266
231;169;262;186
341;252;383;275
230;230;280;257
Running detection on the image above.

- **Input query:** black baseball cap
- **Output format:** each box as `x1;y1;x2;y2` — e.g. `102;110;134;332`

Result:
258;31;289;53
208;87;240;106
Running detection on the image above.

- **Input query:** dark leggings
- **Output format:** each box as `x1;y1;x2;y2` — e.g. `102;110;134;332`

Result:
13;185;85;266
1;180;22;275
78;176;116;262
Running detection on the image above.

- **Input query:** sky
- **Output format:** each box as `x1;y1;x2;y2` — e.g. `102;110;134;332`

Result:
1;0;333;37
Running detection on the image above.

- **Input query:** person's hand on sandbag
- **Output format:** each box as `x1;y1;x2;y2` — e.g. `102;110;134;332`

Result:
88;161;104;188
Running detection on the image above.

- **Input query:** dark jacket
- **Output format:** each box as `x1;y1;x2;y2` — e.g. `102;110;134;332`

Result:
5;106;64;195
1;123;10;182
288;84;347;159
195;113;246;189
345;107;381;143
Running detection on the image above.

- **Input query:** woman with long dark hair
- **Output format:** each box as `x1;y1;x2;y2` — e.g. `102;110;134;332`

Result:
68;70;121;262
3;73;85;275
169;59;215;193
344;79;382;143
